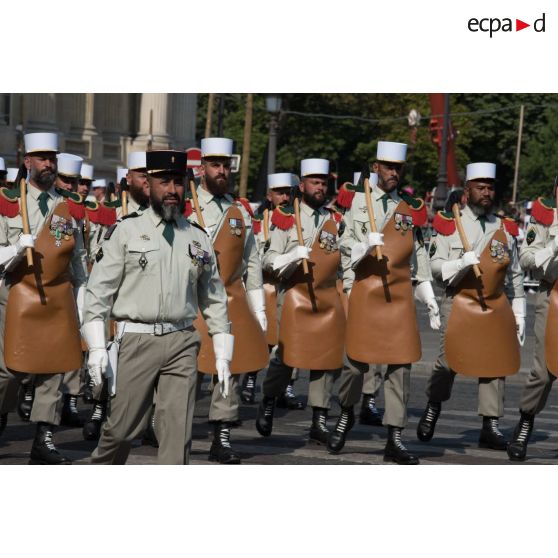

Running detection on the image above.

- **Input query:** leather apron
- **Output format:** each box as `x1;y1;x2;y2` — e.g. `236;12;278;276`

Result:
5;201;83;373
544;282;558;377
445;227;520;377
346;200;421;364
195;205;269;374
279;218;345;369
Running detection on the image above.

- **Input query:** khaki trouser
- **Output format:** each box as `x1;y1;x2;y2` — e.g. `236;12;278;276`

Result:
62;369;82;396
426;295;505;417
338;354;410;427
263;355;338;409
0;283;18;414
91;328;200;465
520;283;556;414
207;374;241;423
363;364;383;397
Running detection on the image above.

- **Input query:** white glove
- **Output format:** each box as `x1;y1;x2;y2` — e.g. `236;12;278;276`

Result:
74;285;85;325
441;250;480;284
512;297;526;346
213;332;234;398
15;234;35;254
82;320;108;387
272;246;311;276
366;232;384;250
415;281;441;330
534;236;558;272
247;288;267;333
0;234;36;272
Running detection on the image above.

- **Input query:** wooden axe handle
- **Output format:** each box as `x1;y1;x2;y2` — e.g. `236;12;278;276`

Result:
452;203;482;278
263;208;270;242
293;198;309;275
122;190;128;216
189;179;206;228
363;177;383;260
19;178;33;266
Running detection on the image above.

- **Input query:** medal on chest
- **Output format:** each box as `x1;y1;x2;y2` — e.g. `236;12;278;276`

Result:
189;240;211;270
49;215;74;247
489;239;509;263
394;212;413;234
319;230;338;253
229;218;243;236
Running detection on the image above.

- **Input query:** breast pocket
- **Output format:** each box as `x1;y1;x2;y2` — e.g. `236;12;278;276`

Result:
449;240;464;258
126;240;160;275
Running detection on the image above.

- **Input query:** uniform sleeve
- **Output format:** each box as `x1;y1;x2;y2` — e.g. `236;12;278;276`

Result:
0;216;9;247
518;221;558;281
83;224;126;323
243;226;264;292
198;240;230;336
69;219;88;287
429;233;451;284
413;228;433;283
504;234;525;300
262;226;291;277
340;210;357;291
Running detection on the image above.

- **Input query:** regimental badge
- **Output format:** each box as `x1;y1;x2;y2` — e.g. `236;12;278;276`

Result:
50;214;74;247
429;241;437;258
229;218;243;237
361;222;367;235
189;241;211;270
489;239;509;263
526;227;536;245
394;212;413;234
139;252;148;270
140;234;150;241
360;206;367;214
319;230;338;253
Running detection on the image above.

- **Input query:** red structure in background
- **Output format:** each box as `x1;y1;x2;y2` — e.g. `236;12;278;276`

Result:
428;94;460;189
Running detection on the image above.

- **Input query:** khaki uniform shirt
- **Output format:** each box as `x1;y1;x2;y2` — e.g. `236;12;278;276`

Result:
430;204;524;300
83;206;229;335
0;182;88;286
519;211;558;283
340;185;432;291
189;185;263;292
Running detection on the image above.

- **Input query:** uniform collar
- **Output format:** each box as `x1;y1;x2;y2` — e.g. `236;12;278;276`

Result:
198;184;233;205
145;206;186;229
300;200;328;216
463;204;495;224
372;184;399;203
28;182;57;200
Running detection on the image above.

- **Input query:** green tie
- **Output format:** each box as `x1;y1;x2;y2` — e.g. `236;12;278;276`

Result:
162;221;175;246
38;191;50;217
213;196;224;212
479;215;486;232
313;210;320;227
380;193;390;213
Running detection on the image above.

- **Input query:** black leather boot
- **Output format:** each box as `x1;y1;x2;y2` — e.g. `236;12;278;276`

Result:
208;422;241;464
384;426;419;464
309;407;329;445
61;394;84;428
479;416;507;450
507;412;535;461
18;383;35;422
359;394;383;426
142;407;159;448
417;401;441;442
327;406;355;454
0;413;7;437
277;381;305;410
29;423;72;465
82;401;106;441
241;373;257;404
256;396;275;437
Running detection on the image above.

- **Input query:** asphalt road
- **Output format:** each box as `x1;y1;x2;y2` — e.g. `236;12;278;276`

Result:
2;289;557;465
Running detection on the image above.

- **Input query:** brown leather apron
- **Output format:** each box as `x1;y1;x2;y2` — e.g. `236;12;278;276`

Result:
445;227;519;377
346;200;421;364
5;201;83;373
544;282;558;376
195;205;269;374
279;218;345;369
263;272;278;346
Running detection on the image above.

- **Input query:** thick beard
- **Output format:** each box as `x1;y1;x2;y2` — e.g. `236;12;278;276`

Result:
204;174;229;196
302;191;324;210
152;197;180;222
129;184;150;207
33;169;56;189
469;202;492;216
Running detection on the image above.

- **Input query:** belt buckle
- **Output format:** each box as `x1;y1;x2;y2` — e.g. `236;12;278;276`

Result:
154;323;164;336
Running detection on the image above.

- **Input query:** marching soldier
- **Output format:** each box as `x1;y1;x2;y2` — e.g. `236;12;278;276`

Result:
0;132;88;464
507;193;558;460
244;172;304;410
256;158;346;445
91;178;107;203
82;149;233;465
417;162;524;450
331;142;439;464
190;137;268;464
5;168;18;187
77;163;94;199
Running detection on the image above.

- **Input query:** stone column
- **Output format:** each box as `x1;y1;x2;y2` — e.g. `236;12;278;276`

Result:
24;93;57;132
135;94;170;149
168;94;197;149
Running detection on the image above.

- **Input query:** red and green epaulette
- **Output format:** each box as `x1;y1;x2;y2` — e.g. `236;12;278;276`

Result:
271;205;295;230
530;197;556;226
327;206;343;224
399;191;428;227
182;189;193;217
502;217;519;237
85;200;117;226
432;210;456;236
235;197;254;218
55;187;86;221
252;213;263;235
0;187;20;218
335;182;356;209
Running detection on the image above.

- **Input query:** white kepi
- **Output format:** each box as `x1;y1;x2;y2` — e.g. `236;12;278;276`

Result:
81;163;94;181
0;157;5;172
92;179;107;189
127;151;146;170
268;172;295;190
24;132;59;154
6;168;18;183
466;162;496;181
301;158;329;177
57;153;83;177
117;167;128;183
353;172;378;187
201;137;233;158
376;141;407;163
